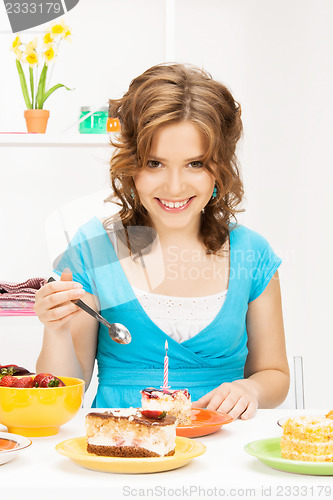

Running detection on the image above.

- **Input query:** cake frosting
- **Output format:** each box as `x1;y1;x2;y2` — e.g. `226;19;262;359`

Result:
281;415;333;462
85;408;177;457
141;387;192;426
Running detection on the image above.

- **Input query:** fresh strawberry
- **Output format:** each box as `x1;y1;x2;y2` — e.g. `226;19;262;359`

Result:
141;410;167;419
0;375;18;387
15;377;35;388
38;375;65;388
34;373;53;387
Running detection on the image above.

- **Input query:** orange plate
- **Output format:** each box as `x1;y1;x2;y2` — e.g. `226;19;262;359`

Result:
176;408;233;438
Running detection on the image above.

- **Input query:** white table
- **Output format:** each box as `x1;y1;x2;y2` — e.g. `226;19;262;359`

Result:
1;409;332;500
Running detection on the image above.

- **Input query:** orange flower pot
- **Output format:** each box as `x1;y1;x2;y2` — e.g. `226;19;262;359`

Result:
24;109;50;133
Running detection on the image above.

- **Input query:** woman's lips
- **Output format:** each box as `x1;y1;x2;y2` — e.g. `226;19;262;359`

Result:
155;197;195;212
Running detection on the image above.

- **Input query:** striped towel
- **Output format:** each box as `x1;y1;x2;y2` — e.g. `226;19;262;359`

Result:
0;277;46;301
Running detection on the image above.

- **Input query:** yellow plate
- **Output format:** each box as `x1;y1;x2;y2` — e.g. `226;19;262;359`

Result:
55;436;206;474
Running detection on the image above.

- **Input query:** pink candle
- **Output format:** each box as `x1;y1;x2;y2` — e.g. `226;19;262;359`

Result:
163;340;169;390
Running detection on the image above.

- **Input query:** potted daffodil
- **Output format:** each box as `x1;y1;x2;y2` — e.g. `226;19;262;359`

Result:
11;19;73;133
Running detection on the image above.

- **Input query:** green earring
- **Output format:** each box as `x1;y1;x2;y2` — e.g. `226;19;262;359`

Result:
212;186;217;199
130;189;134;199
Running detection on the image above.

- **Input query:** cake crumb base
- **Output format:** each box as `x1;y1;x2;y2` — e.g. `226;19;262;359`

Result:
87;443;175;458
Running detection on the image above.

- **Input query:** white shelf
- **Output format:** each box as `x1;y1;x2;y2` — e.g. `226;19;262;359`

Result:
0;315;39;323
0;133;113;146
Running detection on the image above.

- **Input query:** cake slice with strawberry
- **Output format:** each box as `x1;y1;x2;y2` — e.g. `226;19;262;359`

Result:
85;408;177;457
141;387;192;426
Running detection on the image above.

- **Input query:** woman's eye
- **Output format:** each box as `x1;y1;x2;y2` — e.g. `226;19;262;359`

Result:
188;161;203;169
147;160;162;169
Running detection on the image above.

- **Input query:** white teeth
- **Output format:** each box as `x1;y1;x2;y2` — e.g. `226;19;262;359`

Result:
160;198;190;208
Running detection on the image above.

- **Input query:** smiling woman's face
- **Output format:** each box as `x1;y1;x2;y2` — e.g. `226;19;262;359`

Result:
134;121;216;234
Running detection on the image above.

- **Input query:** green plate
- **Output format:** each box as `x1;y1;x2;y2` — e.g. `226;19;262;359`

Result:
244;438;333;476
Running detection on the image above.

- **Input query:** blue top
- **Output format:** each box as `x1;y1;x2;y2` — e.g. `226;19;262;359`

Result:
54;217;282;408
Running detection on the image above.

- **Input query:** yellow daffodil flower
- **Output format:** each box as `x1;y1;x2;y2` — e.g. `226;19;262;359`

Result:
25;50;38;67
51;24;64;35
43;32;54;45
11;35;22;50
50;18;65;35
50;18;71;39
43;45;56;65
63;25;72;39
25;38;38;52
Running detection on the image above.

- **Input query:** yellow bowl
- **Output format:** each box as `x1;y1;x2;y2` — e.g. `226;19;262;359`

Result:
0;376;85;437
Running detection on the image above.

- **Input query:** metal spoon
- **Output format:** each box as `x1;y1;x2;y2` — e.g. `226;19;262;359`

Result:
47;277;131;344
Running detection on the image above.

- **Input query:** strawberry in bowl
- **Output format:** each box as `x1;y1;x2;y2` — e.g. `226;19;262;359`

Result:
14;377;35;388
0;371;84;437
0;372;66;389
34;373;65;388
38;375;65;388
0;375;18;387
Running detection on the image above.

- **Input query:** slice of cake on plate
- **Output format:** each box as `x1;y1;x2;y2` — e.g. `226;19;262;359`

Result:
85;408;177;457
141;387;192;426
280;414;333;462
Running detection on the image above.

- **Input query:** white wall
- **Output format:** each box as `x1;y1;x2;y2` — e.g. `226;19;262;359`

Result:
0;0;332;408
174;0;333;409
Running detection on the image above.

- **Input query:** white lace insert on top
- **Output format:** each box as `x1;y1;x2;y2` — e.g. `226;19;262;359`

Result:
132;286;228;343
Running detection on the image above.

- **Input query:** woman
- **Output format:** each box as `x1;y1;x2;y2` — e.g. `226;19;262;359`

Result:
35;63;289;419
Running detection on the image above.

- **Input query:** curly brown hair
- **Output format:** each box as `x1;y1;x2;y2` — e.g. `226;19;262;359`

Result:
104;63;244;256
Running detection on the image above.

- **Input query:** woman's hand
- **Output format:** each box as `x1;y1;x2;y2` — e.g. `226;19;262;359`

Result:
193;379;259;420
35;270;98;383
34;270;86;332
